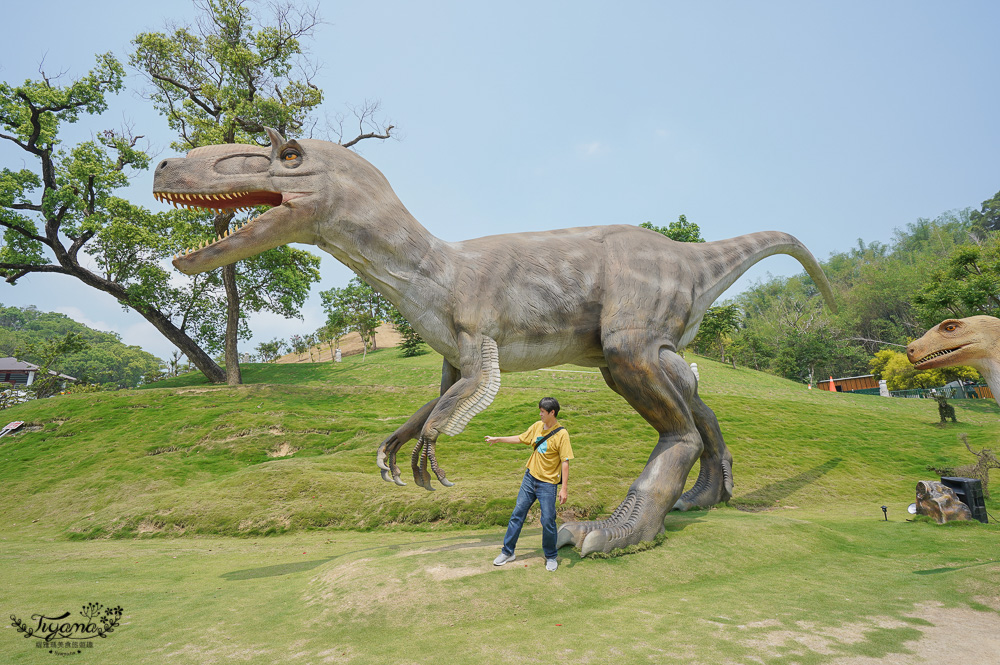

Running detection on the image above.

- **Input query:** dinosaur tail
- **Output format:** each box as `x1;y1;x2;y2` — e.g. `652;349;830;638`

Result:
689;231;837;316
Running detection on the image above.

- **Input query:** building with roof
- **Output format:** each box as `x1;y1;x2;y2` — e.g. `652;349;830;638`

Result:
0;357;77;388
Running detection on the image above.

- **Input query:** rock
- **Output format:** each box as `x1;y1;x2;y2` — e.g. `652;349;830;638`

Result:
915;480;972;523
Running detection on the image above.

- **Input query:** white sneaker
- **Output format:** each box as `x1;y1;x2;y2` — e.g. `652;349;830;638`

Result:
546;558;558;572
493;551;515;566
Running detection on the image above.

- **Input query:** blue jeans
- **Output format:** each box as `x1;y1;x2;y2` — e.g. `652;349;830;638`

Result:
501;469;558;560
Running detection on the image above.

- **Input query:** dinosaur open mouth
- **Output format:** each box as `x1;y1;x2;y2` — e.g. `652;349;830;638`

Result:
154;190;284;260
154;190;282;211
914;346;964;366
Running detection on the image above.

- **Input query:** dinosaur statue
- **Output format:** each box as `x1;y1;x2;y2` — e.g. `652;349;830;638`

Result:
907;316;1000;409
153;129;837;556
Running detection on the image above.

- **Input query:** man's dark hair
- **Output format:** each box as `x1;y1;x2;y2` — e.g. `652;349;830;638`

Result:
538;396;560;416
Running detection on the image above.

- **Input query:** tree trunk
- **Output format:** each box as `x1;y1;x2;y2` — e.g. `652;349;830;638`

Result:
222;263;242;385
215;213;242;386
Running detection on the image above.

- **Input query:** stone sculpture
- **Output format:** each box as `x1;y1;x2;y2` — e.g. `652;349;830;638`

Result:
914;480;972;523
930;391;957;424
153;129;837;555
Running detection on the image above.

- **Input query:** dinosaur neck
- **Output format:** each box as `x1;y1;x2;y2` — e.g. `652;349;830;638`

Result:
315;196;450;317
973;358;1000;409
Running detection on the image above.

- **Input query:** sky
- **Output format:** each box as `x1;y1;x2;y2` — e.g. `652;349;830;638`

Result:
2;1;999;362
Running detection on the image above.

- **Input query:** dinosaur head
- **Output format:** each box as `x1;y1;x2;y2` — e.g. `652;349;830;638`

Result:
154;128;328;274
906;316;1000;372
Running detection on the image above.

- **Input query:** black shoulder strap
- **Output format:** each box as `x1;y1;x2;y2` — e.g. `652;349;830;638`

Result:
532;426;564;450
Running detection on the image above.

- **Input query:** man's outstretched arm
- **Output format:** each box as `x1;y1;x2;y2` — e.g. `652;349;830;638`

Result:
485;435;526;445
559;460;569;504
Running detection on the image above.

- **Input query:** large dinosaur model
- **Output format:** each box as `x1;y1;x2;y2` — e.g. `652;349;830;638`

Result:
907;316;1000;409
153;129;837;556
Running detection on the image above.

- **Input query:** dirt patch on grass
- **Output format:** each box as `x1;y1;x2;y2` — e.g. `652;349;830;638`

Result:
739;602;1000;664
268;442;299;458
423;563;482;581
306;552;493;616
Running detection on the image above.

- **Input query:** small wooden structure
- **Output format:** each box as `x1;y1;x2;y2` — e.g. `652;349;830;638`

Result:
817;374;879;392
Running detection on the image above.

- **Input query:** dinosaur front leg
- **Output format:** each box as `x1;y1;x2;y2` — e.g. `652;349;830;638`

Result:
408;332;501;490
558;340;703;556
377;359;459;486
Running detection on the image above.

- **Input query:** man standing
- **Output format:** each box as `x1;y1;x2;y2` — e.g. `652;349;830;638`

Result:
485;397;574;571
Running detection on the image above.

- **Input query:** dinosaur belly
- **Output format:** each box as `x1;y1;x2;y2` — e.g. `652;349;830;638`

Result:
497;334;605;372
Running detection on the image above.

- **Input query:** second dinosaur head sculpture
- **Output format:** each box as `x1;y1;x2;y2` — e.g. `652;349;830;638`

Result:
907;316;1000;407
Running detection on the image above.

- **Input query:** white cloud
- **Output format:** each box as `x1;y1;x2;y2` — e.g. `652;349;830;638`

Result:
53;306;115;335
576;141;606;158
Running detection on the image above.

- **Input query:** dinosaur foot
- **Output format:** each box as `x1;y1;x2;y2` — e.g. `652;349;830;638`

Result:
408;436;454;491
556;490;665;557
375;437;406;486
672;457;733;512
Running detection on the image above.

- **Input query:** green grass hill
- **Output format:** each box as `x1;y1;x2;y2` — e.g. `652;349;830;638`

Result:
3;350;999;665
1;349;997;540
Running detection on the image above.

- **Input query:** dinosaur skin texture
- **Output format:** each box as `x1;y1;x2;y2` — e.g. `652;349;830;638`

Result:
154;128;837;556
907;316;1000;409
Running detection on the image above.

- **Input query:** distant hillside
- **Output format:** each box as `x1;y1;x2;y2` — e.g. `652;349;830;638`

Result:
0;349;997;540
276;323;402;363
0;303;163;387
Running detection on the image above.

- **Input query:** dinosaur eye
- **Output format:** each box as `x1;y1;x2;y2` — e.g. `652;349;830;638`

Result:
283;151;298;160
944;323;958;332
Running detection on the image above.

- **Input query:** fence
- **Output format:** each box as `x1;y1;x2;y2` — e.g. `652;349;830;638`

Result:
843;383;994;400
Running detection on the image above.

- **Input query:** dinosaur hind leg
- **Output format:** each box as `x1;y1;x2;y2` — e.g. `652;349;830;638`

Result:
558;339;704;556
408;333;501;490
674;395;734;511
376;360;459;486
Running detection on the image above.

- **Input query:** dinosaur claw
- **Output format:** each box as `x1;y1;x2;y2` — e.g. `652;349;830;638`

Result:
376;443;390;471
556;525;579;549
580;529;610;558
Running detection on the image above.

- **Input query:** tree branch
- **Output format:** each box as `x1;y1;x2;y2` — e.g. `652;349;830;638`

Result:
0;262;73;284
341;125;394;148
148;71;220;119
0;218;50;245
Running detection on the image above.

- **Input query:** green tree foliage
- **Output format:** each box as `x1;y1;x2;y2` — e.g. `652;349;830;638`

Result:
0;304;163;388
388;305;426;357
16;332;88;398
692;304;740;363
720;209;982;385
0;53;234;381
913;234;1000;326
254;337;286;363
316;312;348;360
970;190;1000;234
869;349;979;391
319;277;391;356
640;214;704;243
130;0;340;384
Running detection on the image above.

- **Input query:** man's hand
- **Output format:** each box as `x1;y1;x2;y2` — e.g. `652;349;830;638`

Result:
559;487;568;505
485;436;498;446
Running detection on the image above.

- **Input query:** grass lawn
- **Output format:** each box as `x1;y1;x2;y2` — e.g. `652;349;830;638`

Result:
1;350;998;663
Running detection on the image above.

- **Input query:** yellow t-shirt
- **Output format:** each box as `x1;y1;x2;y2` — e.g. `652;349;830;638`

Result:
518;421;574;484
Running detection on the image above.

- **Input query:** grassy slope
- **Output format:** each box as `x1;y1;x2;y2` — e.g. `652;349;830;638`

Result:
1;351;998;664
1;349;998;539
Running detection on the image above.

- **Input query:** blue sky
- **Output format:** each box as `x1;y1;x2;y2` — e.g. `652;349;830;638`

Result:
2;1;999;361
